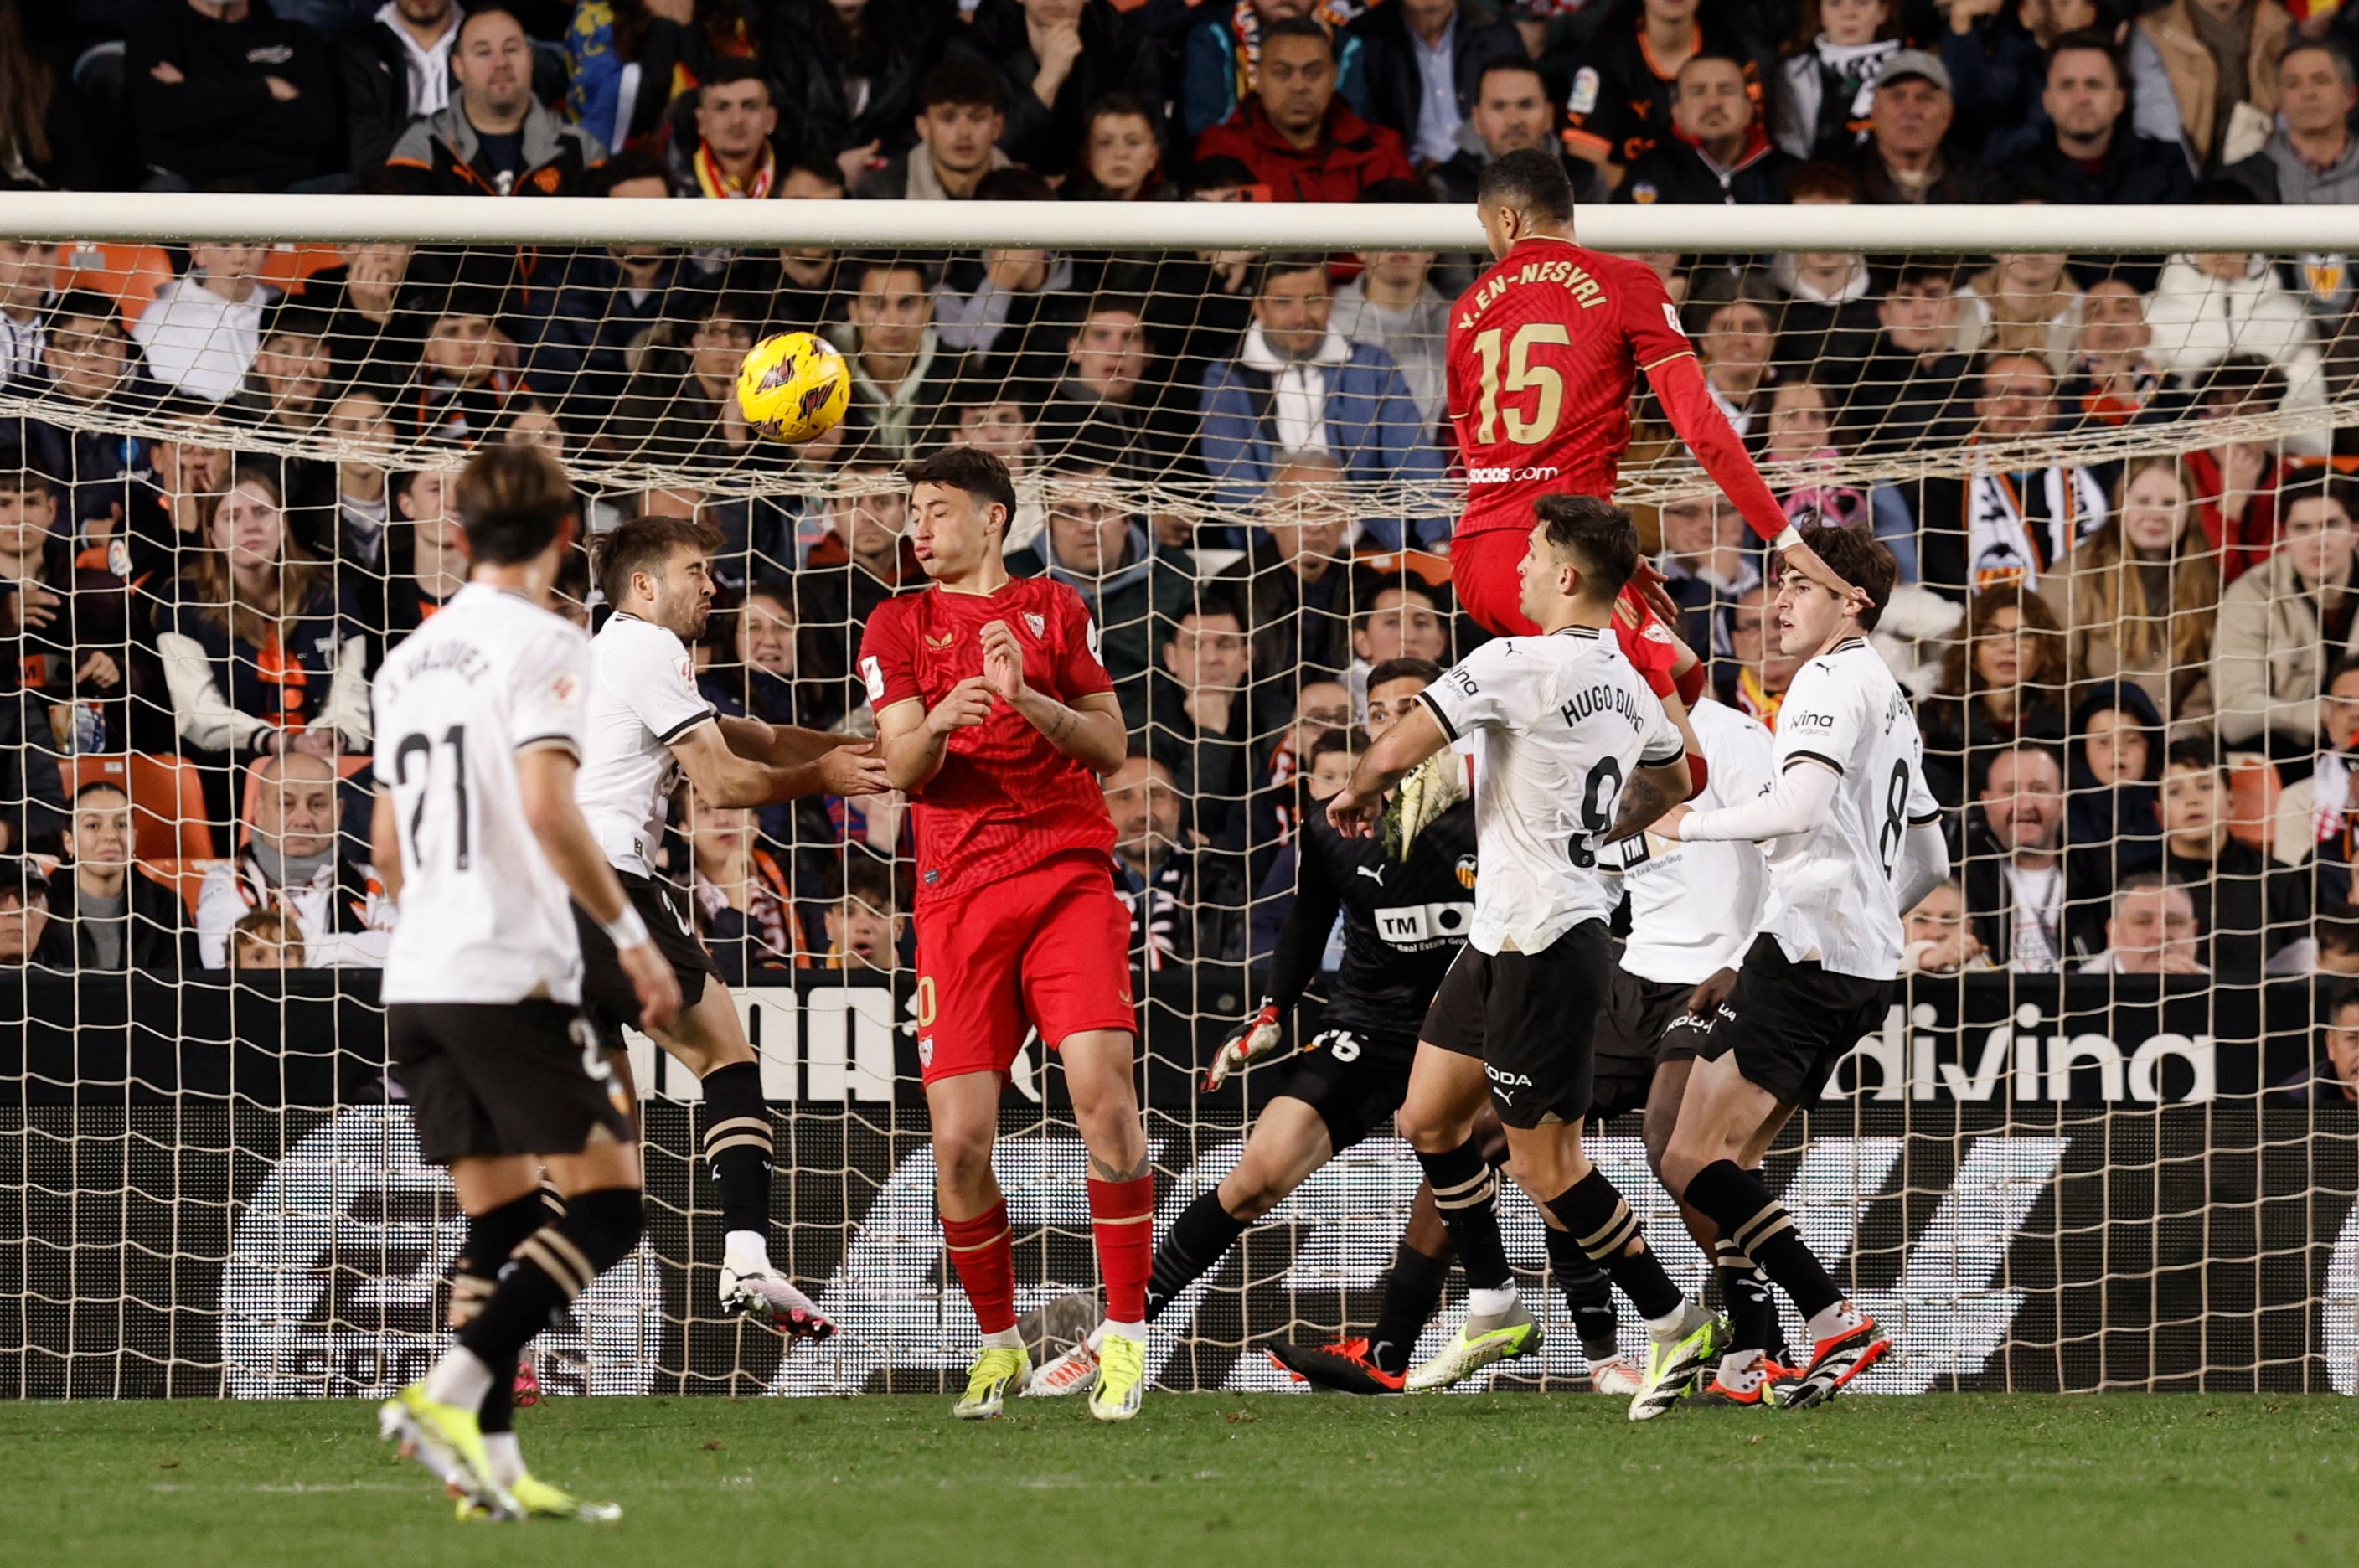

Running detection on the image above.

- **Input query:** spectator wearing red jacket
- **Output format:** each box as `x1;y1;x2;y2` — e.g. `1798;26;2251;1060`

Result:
1192;17;1415;202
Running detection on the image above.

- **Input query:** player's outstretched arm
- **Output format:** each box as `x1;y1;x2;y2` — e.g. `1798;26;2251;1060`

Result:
674;719;891;807
978;618;1126;775
720;716;859;771
518;746;682;1033
1643;353;1860;606
1661;756;1840;846
1327;702;1447;838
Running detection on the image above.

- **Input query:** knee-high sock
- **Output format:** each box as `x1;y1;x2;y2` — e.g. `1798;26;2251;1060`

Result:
1543;1224;1623;1362
431;1187;645;1413
1683;1160;1841;1322
1413;1140;1510;1292
942;1199;1018;1336
699;1062;774;1253
451;1191;550;1437
1145;1189;1246;1323
1369;1239;1453;1375
1542;1169;1683;1323
1089;1173;1157;1328
1716;1237;1783;1359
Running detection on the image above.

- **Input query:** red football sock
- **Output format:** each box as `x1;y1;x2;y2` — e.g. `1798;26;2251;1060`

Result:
1088;1174;1157;1325
942;1199;1017;1335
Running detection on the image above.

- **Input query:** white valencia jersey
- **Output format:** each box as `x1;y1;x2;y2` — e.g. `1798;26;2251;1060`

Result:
1422;626;1687;956
1613;698;1775;985
576;613;717;877
1759;637;1938;980
374;583;592;1004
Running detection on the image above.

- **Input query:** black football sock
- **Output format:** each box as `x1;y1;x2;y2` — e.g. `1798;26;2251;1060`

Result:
1368;1239;1453;1375
457;1188;647;1370
452;1192;547;1438
1413;1139;1511;1292
1716;1237;1782;1359
1144;1189;1248;1323
1542;1169;1684;1323
1684;1160;1841;1322
1545;1224;1623;1363
699;1062;775;1246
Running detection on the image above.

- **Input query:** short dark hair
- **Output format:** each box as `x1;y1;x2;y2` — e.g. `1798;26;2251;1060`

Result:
1534;493;1639;600
1262;14;1333;53
590;147;671;195
2162;736;2225;779
1797;524;1897;630
904;446;1017;532
1185;156;1257;195
72;778;129;806
919;57;1002;114
2047;29;2123;83
0;468;54;502
1253;251;1329;296
2329;653;2359;692
1308;726;1366;765
455;445;578;567
2326;977;2359;1024
1788;160;1858;203
836;854;899;910
455;5;524;46
591;512;725;607
2280;471;2359;524
2318;905;2359;957
1475;59;1548;98
698;57;771;102
260;301;332;347
45;289;119;334
1366;656;1444;691
1477;147;1576;226
848;250;934;293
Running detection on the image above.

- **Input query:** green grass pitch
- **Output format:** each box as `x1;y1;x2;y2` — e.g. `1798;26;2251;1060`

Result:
8;1394;2356;1567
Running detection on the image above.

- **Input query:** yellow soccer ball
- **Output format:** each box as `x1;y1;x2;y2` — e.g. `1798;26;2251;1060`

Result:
736;331;852;443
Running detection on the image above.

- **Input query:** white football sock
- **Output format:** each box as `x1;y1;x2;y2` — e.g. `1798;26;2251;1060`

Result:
425;1347;494;1414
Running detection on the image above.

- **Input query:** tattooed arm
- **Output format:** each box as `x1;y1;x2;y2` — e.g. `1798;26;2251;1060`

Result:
1604;759;1695;844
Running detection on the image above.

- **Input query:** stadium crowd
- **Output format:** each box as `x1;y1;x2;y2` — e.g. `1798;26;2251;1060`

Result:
3;0;2359;1101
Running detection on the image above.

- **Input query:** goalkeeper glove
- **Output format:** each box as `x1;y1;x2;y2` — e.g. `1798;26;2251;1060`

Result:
1381;751;1468;862
1203;998;1283;1091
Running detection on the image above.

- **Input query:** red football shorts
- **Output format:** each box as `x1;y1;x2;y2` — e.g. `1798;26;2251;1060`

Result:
1450;528;1680;696
911;850;1137;1085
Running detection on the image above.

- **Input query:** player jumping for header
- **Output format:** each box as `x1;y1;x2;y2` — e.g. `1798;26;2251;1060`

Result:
1654;524;1949;1409
861;446;1157;1423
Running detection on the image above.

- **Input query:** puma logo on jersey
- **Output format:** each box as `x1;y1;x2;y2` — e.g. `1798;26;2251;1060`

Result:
1355;865;1385;884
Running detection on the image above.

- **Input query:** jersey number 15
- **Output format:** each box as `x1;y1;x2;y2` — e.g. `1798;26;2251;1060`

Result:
1471;323;1571;446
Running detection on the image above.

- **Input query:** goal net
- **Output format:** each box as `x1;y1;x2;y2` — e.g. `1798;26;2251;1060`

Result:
1;195;2355;1400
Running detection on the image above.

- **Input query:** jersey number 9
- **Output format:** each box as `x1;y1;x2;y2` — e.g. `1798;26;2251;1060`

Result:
1472;323;1572;446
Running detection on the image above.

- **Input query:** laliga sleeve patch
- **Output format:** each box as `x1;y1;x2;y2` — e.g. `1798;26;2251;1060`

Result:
860;655;885;704
1570;66;1599;115
1662;302;1687;338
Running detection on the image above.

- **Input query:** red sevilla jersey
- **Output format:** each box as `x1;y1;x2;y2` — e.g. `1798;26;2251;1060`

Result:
1446;237;1693;540
858;576;1116;905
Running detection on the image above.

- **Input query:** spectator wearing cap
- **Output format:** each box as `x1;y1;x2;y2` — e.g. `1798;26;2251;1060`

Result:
1990;34;2196;214
1199;254;1446;549
1558;0;1755;187
1341;0;1525;173
665;60;795;199
856;59;1014;200
2229;42;2359;204
1180;0;1368;142
338;0;466;173
950;0;1162;175
128;0;345;193
1614;53;1802;206
1425;61;1607;210
132;245;278;405
827;255;968;460
0;855;70;970
1851;49;2000;203
385;7;605;196
1008;449;1195;729
1193;18;1416;203
2139;0;2289;174
49;780;191;975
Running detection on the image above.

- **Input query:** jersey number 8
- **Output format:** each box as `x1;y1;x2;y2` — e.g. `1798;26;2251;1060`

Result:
1471;323;1571;446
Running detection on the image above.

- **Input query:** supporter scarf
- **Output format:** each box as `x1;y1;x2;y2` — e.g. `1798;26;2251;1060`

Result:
1813;36;1902;130
2076;354;2160;426
1964;462;2104;593
694;138;775;199
694;848;807;967
2312;750;2352;846
1736;666;1783;730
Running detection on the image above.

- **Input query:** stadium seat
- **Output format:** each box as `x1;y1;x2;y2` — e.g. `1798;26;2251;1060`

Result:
61;754;215;864
2227;755;2279;853
266;245;348;294
52;242;174;328
142;857;225;916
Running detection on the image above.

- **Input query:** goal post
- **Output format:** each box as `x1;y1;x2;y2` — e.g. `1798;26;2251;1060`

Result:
0;198;2355;1400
